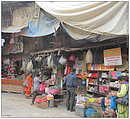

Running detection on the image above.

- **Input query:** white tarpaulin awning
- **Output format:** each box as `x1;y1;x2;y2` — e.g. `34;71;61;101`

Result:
36;1;129;40
2;3;37;33
2;3;60;37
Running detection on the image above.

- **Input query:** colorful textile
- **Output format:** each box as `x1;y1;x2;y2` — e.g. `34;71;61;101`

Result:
116;83;129;118
117;84;128;97
64;64;71;75
35;96;48;103
117;104;128;118
48;89;60;95
99;85;109;94
109;96;117;110
38;82;47;93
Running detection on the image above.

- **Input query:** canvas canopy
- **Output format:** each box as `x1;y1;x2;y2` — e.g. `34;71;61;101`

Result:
2;2;60;37
21;11;60;37
36;1;129;40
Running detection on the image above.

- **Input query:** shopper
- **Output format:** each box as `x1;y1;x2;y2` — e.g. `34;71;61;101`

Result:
63;69;78;112
31;73;47;105
24;72;33;98
31;73;41;104
116;76;128;118
101;91;117;117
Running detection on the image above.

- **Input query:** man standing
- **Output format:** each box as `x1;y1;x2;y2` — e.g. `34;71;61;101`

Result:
63;69;78;112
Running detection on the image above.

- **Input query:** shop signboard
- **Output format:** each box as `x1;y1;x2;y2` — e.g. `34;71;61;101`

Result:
104;48;122;66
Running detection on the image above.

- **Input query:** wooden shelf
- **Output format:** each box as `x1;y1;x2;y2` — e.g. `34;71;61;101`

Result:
87;77;98;79
88;70;111;72
88;84;98;86
87;91;106;96
110;79;119;82
110;87;119;91
101;77;109;79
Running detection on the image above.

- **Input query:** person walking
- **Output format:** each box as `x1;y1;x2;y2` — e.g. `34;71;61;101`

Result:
63;69;78;112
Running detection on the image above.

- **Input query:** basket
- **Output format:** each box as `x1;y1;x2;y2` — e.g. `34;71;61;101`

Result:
35;102;48;109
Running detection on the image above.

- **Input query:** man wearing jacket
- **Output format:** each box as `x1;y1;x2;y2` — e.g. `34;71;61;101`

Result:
63;69;78;112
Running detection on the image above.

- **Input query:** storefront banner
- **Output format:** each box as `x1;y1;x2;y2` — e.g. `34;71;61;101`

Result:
104;48;122;66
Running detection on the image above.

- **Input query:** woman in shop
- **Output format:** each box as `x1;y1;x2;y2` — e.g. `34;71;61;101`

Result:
116;76;128;118
23;72;33;98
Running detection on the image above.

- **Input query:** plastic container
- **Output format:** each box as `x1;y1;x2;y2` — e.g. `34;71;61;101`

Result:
75;105;85;117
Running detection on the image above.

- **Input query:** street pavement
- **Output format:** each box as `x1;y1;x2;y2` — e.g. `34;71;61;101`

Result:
1;92;80;118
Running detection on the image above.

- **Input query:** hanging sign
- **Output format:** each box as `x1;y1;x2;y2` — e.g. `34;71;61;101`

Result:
104;48;122;66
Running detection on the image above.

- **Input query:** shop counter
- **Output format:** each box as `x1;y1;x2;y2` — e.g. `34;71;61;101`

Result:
1;77;24;93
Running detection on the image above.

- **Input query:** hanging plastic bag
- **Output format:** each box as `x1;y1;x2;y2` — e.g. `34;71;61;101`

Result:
35;56;42;62
86;49;93;63
21;60;26;72
26;61;33;72
59;56;67;65
47;55;53;68
69;55;76;62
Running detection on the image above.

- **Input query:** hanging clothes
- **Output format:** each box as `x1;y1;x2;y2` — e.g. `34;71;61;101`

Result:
82;52;87;72
86;49;93;64
64;64;71;75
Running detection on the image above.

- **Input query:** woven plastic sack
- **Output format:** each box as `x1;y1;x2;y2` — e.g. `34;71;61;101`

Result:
26;61;33;72
86;49;93;63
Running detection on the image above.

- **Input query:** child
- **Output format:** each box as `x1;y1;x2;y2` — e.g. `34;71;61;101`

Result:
101;91;117;117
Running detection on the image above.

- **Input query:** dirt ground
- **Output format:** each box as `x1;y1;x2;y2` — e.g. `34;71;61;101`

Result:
1;92;80;118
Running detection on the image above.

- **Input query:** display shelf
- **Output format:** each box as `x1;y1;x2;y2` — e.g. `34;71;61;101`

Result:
101;77;109;79
87;77;98;79
110;87;119;91
88;70;110;72
110;79;119;82
87;91;106;96
88;83;98;86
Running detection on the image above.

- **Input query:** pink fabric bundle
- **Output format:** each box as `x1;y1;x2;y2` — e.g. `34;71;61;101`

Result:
39;83;47;92
48;89;60;95
69;55;76;62
99;85;109;94
110;72;117;79
91;73;99;78
35;97;48;103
